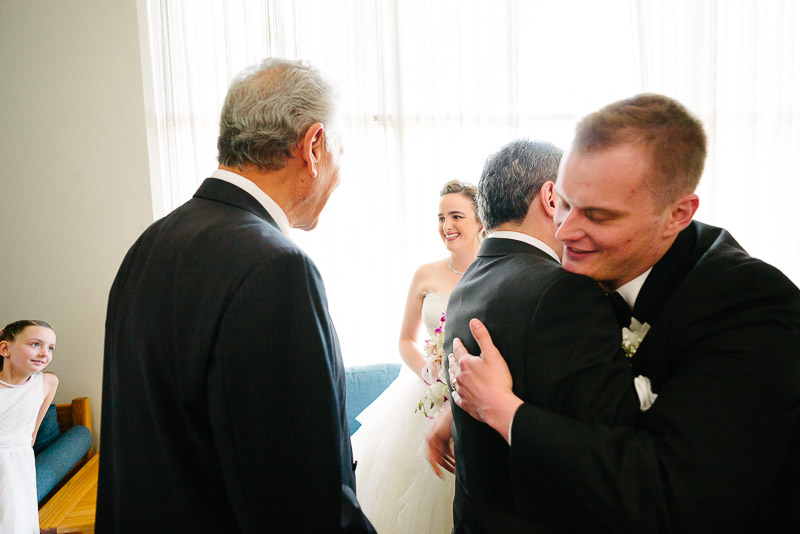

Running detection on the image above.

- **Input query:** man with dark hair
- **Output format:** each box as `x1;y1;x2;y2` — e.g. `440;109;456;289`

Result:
97;58;375;533
449;94;800;532
431;139;639;532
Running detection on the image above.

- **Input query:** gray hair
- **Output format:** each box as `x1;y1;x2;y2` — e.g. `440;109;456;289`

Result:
477;139;563;231
217;58;338;170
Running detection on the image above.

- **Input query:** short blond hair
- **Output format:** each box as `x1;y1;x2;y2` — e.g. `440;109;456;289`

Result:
573;94;706;210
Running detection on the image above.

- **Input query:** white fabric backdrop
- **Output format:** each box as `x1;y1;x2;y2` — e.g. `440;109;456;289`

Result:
139;0;800;366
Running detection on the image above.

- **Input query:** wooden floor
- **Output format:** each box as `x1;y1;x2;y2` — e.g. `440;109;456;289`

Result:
39;454;99;533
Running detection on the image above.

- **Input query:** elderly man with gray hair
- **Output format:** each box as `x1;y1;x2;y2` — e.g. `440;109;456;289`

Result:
97;58;375;533
428;139;638;533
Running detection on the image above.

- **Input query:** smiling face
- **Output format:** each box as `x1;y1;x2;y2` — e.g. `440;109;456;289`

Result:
553;144;674;292
1;325;56;377
438;193;482;252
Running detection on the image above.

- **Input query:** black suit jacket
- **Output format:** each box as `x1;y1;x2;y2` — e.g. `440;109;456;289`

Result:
510;221;800;532
96;179;375;533
444;236;639;533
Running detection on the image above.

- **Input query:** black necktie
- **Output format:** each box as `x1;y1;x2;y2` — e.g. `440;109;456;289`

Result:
608;291;632;328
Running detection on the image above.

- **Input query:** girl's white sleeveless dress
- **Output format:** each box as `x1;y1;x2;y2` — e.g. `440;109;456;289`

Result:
351;292;455;534
0;371;43;534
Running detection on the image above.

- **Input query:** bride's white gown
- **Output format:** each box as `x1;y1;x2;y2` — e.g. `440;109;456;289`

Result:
351;291;455;534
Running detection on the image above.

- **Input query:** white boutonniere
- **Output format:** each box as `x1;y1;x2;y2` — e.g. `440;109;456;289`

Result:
621;318;651;360
621;318;657;411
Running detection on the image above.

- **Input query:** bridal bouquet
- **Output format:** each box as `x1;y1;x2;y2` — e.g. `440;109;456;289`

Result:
416;312;449;418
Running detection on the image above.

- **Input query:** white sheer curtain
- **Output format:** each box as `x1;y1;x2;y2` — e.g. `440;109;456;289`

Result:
631;0;800;292
139;0;799;366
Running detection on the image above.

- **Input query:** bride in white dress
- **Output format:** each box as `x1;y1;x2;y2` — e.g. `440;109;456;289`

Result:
351;180;483;534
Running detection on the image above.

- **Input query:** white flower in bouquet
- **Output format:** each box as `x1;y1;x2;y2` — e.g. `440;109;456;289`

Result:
416;312;449;418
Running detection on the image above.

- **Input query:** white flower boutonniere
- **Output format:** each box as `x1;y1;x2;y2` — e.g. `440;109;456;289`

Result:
621;318;651;360
621;318;657;411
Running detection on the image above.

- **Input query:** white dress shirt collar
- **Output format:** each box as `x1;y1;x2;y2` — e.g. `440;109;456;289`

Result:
488;231;561;263
210;169;292;238
614;268;652;309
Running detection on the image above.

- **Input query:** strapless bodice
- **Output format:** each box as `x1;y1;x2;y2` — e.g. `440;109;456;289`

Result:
421;291;447;338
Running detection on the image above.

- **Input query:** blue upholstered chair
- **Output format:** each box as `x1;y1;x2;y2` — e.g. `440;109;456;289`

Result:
345;363;402;435
33;399;93;504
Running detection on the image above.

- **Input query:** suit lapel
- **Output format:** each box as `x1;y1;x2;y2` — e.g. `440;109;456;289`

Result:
630;224;697;377
630;221;744;383
631;223;698;326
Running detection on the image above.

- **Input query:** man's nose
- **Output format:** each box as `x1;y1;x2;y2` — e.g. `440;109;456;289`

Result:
554;210;581;242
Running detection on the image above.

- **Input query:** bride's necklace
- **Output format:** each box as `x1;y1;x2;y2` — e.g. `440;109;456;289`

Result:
447;257;465;275
0;375;30;388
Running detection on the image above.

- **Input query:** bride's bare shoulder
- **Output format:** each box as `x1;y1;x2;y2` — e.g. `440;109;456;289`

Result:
415;258;448;277
410;259;451;295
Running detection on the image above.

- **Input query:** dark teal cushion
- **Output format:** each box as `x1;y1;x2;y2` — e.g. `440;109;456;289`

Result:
33;404;60;454
345;363;402;435
35;424;92;501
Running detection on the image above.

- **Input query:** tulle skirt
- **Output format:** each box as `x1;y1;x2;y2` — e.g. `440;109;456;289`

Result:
351;366;455;534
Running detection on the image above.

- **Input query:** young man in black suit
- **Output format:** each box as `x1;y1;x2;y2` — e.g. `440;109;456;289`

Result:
435;139;639;532
448;94;800;532
97;59;375;533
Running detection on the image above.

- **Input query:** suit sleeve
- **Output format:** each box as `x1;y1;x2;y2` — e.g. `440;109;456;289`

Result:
510;262;800;532
206;249;374;533
508;272;640;523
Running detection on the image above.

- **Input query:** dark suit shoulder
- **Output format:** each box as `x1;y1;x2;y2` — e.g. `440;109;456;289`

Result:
497;253;612;314
157;192;301;265
663;222;800;326
448;247;634;421
538;265;609;300
467;242;575;292
692;222;798;293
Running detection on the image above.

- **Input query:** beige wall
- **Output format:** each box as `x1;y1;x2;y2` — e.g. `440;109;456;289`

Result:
0;0;153;451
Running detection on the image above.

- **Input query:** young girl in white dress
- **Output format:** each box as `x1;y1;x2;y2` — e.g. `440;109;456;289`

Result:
0;320;59;534
351;180;483;534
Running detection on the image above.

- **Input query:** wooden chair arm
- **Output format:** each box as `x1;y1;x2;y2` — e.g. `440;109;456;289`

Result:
54;396;94;459
55;397;91;433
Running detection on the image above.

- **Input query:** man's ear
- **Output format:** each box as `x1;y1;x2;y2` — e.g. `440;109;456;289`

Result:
663;193;699;237
300;122;325;178
539;181;557;217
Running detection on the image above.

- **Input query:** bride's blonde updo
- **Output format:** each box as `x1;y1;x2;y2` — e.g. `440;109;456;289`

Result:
439;179;477;204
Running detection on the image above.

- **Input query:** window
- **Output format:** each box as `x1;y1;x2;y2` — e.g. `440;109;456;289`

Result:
139;0;800;364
